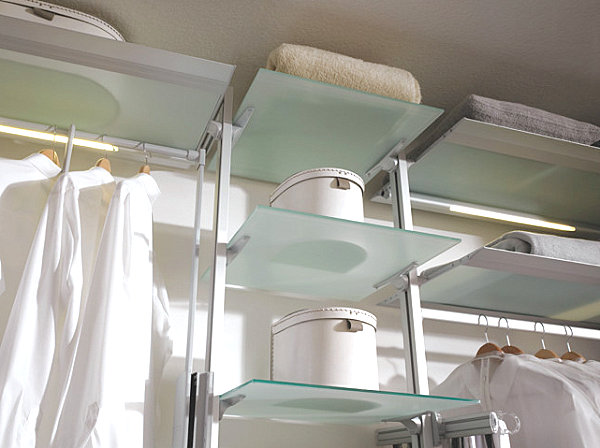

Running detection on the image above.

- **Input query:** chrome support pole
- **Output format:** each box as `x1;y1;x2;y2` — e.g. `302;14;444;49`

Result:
179;148;207;448
202;86;234;448
62;124;75;173
390;156;429;395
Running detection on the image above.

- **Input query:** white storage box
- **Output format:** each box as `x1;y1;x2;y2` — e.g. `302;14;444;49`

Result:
269;168;365;221
271;307;379;390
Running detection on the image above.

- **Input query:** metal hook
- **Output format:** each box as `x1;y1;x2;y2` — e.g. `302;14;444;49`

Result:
478;314;490;343
564;325;574;352
143;143;149;165
534;322;547;349
99;135;109;160
51;125;57;152
498;317;511;347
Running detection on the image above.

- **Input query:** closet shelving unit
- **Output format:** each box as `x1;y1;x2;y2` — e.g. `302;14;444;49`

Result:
199;68;515;448
360;111;600;445
0;11;554;448
372;117;600;328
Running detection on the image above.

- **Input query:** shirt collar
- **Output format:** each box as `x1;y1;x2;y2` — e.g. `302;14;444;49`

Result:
24;153;62;178
133;173;161;204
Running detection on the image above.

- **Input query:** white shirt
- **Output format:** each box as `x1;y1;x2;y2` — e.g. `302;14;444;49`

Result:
0;167;114;448
0;154;61;340
51;174;168;448
434;353;600;447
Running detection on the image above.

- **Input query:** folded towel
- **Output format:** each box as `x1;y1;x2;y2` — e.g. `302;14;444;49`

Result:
405;94;600;160
487;231;600;265
267;44;421;104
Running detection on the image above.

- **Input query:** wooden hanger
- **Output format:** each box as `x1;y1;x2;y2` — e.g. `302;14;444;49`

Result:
95;157;112;173
138;145;150;174
534;322;558;359
560;325;586;362
476;315;502;356
39;149;61;167
498;317;524;355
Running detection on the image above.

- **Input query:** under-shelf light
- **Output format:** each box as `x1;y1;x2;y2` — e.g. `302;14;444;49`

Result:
449;205;576;232
0;124;118;152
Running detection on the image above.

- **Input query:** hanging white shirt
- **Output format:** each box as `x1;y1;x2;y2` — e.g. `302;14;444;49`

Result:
434;353;600;447
144;266;173;448
0;167;114;448
51;173;168;448
0;154;61;340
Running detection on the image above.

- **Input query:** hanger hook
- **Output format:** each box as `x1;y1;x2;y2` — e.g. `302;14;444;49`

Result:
478;314;490;343
99;135;109;159
534;322;547;349
498;317;511;346
143;143;149;165
51;125;57;152
564;325;574;352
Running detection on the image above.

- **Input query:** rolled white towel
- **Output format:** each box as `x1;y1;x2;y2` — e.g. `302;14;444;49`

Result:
267;43;421;104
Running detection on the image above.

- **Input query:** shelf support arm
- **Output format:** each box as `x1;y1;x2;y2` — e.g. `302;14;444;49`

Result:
390;156;430;395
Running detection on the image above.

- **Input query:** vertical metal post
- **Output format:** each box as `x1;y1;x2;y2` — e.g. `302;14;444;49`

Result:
201;86;234;448
62;124;75;173
390;156;429;395
178;148;207;448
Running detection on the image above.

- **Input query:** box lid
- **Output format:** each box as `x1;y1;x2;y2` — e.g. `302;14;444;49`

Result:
272;307;376;335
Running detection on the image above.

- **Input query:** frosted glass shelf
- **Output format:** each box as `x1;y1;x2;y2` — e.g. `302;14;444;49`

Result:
220;379;477;424
225;206;459;300
229;69;443;184
0;16;234;151
417;248;600;326
407;119;600;230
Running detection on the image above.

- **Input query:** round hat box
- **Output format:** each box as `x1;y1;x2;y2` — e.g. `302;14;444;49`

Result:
271;307;379;390
269;168;365;221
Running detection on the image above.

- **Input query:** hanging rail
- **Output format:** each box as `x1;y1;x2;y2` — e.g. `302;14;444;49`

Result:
0;116;201;161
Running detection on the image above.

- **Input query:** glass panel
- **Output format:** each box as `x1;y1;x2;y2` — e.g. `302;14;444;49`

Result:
221;379;476;424
226;206;459;300
409;135;600;229
0;18;234;150
230;69;443;184
421;265;600;325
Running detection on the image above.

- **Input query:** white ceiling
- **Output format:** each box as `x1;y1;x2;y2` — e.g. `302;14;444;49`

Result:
45;0;600;124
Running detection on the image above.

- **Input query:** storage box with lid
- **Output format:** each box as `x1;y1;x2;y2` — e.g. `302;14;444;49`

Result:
271;307;379;390
269;168;365;221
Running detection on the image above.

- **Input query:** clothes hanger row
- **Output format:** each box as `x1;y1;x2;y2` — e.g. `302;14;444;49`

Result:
476;315;586;362
96;145;151;174
37;141;151;175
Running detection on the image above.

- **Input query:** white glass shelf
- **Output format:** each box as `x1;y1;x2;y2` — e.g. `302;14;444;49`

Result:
220;379;477;424
416;247;600;325
229;69;443;184
407;118;600;230
225;206;459;301
0;16;234;151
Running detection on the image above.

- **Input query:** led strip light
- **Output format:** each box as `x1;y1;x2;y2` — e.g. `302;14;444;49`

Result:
0;124;118;152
